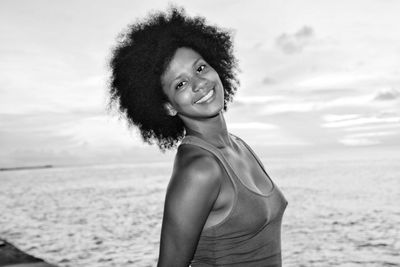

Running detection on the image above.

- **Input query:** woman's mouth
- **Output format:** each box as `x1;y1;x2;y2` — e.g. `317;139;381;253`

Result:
195;89;215;104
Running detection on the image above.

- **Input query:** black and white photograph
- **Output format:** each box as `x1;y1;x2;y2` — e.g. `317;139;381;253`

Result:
1;0;399;266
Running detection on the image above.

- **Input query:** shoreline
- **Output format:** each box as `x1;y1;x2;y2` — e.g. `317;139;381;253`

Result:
0;239;57;267
0;165;53;172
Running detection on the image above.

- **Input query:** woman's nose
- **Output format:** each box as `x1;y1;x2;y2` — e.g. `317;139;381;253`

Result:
192;77;209;92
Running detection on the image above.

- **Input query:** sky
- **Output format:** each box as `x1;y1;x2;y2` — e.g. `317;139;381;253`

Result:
1;0;399;167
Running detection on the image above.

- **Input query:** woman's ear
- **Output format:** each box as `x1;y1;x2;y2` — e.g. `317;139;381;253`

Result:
164;102;177;116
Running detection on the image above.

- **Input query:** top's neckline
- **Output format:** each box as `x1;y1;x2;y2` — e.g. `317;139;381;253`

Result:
182;134;276;197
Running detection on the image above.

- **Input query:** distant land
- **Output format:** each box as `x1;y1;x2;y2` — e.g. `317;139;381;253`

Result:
0;165;53;172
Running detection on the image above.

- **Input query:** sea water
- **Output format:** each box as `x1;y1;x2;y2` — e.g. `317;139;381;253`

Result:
0;151;399;267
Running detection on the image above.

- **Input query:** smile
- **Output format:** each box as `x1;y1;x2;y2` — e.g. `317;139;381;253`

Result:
195;89;215;104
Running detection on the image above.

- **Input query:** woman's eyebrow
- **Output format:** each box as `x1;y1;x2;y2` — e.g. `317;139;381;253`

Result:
171;74;183;85
192;57;203;67
170;57;203;84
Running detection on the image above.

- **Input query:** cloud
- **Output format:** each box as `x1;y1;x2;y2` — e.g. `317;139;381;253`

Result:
234;95;285;105
318;95;374;109
257;94;373;115
344;131;398;138
338;137;380;146
323;114;362;122
321;113;400;147
296;73;375;89
306;88;359;96
374;88;400;101
59;115;142;147
229;122;278;130
261;102;316;114
261;77;276;85
275;26;314;54
321;115;400;128
0;111;148;167
338;131;397;146
344;123;400;132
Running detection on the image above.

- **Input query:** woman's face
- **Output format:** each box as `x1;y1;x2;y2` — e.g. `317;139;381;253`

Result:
161;47;224;120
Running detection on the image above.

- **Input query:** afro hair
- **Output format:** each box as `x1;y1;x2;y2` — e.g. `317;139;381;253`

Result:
108;6;239;151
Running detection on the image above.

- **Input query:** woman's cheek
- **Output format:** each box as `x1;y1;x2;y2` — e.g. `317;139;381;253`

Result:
177;91;193;106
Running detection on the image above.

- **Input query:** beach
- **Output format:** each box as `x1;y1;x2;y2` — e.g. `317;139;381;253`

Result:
0;148;399;267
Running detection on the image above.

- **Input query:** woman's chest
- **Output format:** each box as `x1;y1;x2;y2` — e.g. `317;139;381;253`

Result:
221;145;273;195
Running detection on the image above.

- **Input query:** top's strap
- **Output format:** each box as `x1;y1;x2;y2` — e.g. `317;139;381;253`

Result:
230;134;265;169
180;135;239;187
230;134;273;182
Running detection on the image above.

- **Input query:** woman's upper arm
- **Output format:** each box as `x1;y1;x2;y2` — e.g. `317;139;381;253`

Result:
157;154;222;267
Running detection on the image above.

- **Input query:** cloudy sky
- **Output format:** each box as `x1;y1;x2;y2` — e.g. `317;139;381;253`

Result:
1;0;399;167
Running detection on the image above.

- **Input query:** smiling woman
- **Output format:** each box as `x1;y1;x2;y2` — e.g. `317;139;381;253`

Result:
108;6;287;267
161;48;225;121
108;6;238;151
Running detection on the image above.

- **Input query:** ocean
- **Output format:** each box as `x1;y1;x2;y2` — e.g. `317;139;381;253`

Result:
0;148;399;267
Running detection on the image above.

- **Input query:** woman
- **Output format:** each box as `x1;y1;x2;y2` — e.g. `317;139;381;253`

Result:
109;7;288;267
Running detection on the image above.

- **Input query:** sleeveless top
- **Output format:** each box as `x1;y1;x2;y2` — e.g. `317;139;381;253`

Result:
180;134;288;267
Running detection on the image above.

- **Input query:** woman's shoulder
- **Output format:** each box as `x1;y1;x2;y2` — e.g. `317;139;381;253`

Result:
172;143;222;182
165;144;222;207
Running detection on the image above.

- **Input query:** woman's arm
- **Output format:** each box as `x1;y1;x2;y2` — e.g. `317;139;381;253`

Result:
157;152;222;267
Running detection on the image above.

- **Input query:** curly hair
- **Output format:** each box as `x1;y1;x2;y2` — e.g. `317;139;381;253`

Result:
108;6;239;151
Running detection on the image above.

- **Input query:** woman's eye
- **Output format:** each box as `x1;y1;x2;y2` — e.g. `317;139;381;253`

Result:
176;81;186;89
197;64;206;73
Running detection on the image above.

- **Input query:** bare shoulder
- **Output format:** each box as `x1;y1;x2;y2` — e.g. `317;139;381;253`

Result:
176;144;222;175
167;144;222;200
158;144;224;266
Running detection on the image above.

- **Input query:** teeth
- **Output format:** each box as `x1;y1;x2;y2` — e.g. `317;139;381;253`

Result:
196;89;214;104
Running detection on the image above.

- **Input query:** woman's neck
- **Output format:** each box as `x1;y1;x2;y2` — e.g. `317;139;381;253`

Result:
182;112;232;149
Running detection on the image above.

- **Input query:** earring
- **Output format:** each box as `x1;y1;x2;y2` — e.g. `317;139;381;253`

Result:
168;109;177;116
164;103;177;116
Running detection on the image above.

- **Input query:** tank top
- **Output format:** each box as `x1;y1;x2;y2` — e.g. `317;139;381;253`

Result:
180;134;288;267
